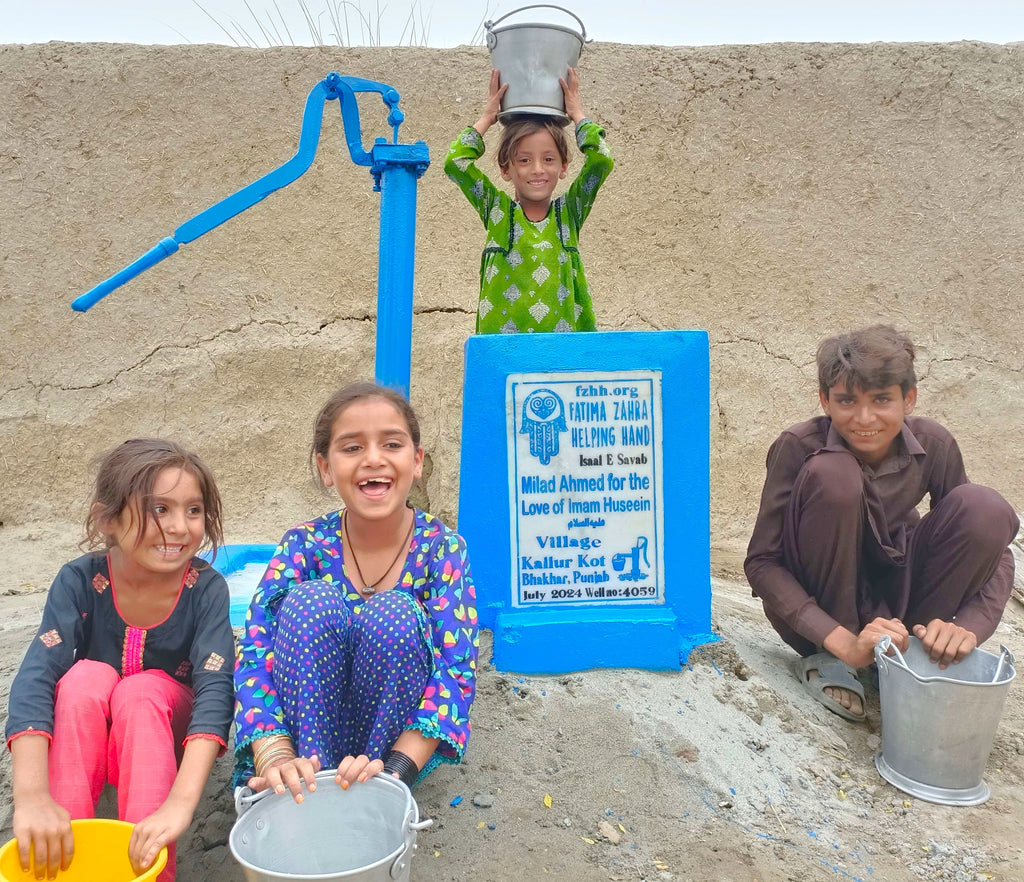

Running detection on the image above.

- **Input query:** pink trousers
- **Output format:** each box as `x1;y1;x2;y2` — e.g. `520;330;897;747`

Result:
49;660;192;882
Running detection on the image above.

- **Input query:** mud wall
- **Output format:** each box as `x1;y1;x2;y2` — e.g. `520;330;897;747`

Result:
1;41;1021;570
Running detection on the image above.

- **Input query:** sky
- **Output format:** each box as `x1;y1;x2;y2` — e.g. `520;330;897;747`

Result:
3;1;1024;48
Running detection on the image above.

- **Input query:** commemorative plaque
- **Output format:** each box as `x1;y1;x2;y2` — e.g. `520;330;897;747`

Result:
459;331;712;673
508;371;664;607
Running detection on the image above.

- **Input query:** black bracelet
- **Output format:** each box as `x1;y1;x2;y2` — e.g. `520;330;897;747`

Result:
382;749;420;788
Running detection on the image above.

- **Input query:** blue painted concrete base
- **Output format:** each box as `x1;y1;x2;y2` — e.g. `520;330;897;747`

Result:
679;632;722;663
202;543;277;628
459;330;713;674
493;607;684;673
209;543;278;572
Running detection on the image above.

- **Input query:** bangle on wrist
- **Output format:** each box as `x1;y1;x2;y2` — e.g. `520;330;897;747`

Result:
252;736;296;778
255;748;296;778
382;749;419;788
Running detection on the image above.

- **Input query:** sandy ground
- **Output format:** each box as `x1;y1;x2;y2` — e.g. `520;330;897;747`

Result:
1;523;1022;881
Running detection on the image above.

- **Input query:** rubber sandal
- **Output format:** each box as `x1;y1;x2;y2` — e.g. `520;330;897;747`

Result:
793;651;867;722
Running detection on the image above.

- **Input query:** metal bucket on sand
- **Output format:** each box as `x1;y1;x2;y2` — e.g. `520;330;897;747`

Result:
874;635;1015;806
485;5;588;124
229;771;432;881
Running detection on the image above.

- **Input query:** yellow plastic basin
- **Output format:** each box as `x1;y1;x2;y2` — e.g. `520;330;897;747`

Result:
0;819;167;881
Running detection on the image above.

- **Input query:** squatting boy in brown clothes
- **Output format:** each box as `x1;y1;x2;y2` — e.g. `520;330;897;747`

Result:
745;325;1018;720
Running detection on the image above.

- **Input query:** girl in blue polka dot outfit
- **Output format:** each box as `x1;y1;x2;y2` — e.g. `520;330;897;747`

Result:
233;383;478;797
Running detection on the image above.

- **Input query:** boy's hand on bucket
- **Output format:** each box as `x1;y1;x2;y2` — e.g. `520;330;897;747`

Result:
335;755;385;790
913;619;977;669
249;753;322;803
826;617;909;669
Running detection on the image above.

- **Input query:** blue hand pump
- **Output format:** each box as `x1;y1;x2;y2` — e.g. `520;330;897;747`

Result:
71;73;430;396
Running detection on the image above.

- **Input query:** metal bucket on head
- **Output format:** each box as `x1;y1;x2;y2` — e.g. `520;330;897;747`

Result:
874;635;1015;806
485;5;587;124
229;771;432;882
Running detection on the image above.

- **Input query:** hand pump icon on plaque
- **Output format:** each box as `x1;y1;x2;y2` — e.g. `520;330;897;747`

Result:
612;537;649;582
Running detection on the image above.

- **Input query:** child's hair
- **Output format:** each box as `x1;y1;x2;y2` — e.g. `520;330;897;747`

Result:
817;324;917;397
309;382;422;486
83;438;224;557
497;116;570;171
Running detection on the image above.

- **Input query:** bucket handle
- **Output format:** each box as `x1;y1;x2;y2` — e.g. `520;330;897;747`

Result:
234;768;423;816
234;781;271;817
485;5;588;43
877;636;1017;684
873;634;909;677
992;645;1015;683
390;802;434;880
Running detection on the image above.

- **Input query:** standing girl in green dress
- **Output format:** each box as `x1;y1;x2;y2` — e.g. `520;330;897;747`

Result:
445;68;614;334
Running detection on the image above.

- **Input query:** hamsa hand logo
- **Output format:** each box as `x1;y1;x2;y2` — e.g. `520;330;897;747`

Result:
520;389;567;465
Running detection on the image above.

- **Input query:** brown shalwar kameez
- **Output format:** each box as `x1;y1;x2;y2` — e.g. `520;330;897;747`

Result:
745;415;1018;658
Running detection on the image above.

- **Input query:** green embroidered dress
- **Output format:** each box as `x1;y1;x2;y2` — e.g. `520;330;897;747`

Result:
444;119;614;334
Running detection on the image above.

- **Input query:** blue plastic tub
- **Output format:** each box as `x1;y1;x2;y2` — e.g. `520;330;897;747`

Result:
202;544;277;629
